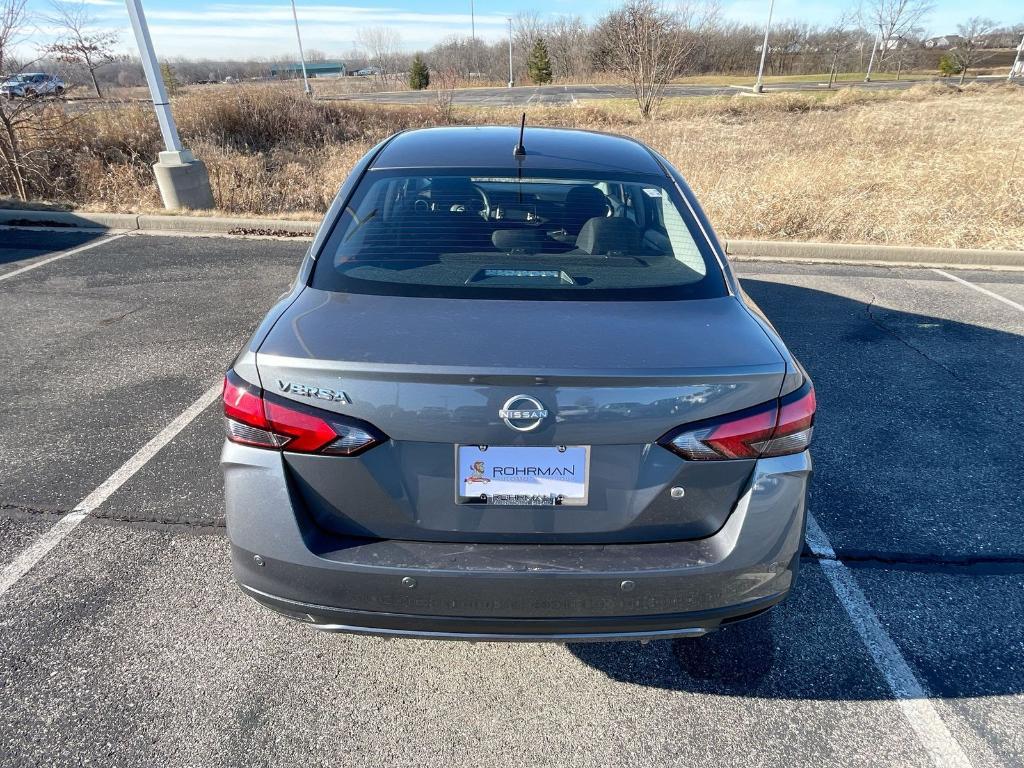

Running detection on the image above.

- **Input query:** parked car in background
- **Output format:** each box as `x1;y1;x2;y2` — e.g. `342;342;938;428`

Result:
1;73;65;98
354;66;382;77
222;126;815;642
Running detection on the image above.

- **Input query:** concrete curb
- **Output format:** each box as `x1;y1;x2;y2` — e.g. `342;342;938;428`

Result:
2;209;1022;268
136;214;319;235
0;209;141;230
723;239;1024;269
0;209;321;236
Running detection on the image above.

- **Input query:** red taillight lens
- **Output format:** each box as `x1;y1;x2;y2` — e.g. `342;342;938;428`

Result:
659;381;815;461
223;370;385;456
761;381;815;458
264;399;339;453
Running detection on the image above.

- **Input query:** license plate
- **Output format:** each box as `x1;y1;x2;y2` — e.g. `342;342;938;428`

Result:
456;445;589;506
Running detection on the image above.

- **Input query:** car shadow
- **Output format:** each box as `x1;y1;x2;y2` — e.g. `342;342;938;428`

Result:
0;227;107;269
569;273;1024;701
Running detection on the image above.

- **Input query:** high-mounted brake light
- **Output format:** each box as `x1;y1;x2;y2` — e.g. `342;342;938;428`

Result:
223;371;386;456
659;381;815;461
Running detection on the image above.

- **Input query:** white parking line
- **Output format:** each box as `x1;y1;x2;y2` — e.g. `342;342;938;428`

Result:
0;233;126;283
932;268;1024;314
805;514;973;768
0;383;221;599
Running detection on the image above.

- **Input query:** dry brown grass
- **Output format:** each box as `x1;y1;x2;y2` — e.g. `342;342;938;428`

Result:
7;82;1023;249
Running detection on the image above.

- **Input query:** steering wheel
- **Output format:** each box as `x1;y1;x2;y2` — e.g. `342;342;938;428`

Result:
412;185;491;219
461;185;491;219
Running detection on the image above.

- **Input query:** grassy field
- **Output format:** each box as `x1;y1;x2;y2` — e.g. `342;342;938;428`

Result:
7;81;1023;249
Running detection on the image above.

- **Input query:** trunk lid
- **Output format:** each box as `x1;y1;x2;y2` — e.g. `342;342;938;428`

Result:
256;289;786;543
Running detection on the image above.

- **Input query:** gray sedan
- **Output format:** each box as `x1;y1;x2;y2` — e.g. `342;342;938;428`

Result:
221;126;815;642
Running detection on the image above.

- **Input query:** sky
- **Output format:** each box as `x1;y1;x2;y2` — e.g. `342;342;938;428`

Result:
25;0;1024;60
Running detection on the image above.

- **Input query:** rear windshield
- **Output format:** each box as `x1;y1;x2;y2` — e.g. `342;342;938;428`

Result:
311;169;727;301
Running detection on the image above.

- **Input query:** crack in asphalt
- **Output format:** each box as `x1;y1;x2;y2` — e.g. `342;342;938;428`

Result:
98;305;144;325
863;290;966;383
1;502;225;530
801;546;1024;575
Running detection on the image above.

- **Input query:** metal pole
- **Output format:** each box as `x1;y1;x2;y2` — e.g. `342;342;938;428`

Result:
507;18;514;88
470;0;475;41
124;0;182;153
1010;33;1024;81
290;0;312;95
864;26;880;82
123;0;213;209
753;0;775;93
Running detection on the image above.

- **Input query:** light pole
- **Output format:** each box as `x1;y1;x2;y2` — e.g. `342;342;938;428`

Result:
752;0;775;94
507;18;514;88
123;0;213;209
290;0;312;95
864;26;881;82
1010;33;1024;81
470;0;475;41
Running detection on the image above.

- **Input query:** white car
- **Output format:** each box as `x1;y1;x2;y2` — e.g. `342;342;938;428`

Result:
1;73;66;98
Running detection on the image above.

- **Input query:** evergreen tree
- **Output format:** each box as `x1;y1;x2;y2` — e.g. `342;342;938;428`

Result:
160;62;181;96
408;54;430;90
527;38;553;85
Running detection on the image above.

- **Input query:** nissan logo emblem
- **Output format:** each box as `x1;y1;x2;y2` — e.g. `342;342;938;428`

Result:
498;395;548;432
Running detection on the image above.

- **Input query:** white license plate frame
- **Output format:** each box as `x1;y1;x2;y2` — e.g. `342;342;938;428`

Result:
455;445;590;506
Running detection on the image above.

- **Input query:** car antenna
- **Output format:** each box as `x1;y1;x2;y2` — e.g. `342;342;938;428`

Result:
513;113;526;157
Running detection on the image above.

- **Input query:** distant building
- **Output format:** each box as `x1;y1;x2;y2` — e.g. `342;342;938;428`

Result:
270;61;346;78
923;35;965;50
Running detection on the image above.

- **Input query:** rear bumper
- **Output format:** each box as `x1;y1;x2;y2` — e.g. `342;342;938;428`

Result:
223;444;810;642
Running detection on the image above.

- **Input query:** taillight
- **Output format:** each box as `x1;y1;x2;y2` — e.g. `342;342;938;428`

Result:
762;380;816;458
223;370;386;456
659;381;815;461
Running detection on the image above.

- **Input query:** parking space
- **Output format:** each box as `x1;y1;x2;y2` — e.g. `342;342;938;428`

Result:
0;229;1022;767
0;228;111;277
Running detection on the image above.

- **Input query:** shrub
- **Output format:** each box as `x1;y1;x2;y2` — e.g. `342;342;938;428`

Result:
938;54;962;77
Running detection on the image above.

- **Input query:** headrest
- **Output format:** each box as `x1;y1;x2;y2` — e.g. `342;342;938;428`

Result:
565;185;609;212
428;178;477;204
492;229;544;252
575;217;642;255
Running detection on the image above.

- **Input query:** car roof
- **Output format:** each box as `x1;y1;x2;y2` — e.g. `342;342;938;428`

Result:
369;126;667;176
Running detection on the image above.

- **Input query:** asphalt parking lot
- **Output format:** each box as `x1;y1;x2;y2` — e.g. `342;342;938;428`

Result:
1;228;1022;767
336;77;985;106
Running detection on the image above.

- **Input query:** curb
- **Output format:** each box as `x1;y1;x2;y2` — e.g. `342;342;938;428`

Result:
137;214;319;236
723;239;1024;269
2;209;1022;269
0;209;320;237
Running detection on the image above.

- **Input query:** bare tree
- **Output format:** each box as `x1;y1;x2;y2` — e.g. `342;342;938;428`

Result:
947;17;998;85
512;11;545;80
822;9;859;87
433;67;457;124
47;0;119;97
355;26;402;86
0;0;32;199
1;0;74;201
599;0;711;118
546;15;592;80
862;0;933;67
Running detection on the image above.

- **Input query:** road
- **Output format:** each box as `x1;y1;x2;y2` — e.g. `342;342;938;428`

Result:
0;227;1022;767
334;77;986;106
